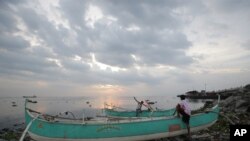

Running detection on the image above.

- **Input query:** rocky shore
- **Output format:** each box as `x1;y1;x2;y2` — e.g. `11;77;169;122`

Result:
1;84;250;141
162;84;250;141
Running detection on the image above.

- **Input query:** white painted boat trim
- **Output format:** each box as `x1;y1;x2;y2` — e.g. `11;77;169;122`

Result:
28;120;217;141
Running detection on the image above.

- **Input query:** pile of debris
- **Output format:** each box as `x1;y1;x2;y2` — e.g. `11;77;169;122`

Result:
196;84;250;141
163;84;250;141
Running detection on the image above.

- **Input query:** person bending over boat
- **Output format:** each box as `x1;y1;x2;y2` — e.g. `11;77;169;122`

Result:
134;97;146;116
144;100;155;111
176;95;191;138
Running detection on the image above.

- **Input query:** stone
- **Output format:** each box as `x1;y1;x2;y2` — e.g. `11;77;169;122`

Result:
222;96;236;108
1;128;9;132
235;100;249;109
244;84;250;90
223;96;234;104
235;107;248;113
247;106;250;113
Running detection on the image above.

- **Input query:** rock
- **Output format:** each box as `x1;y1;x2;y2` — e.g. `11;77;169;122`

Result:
235;100;249;109
247;106;250;113
244;84;250;90
222;96;233;104
1;128;9;132
246;91;250;95
236;107;248;113
222;96;235;108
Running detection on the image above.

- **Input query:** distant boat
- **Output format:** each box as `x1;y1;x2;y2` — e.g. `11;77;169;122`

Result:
27;99;37;103
12;101;17;107
23;98;220;141
104;108;176;118
12;104;17;107
23;95;37;98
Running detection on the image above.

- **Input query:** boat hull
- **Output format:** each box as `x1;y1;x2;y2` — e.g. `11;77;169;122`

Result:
28;120;216;141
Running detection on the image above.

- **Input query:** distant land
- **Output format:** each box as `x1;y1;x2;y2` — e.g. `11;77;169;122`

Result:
185;84;250;99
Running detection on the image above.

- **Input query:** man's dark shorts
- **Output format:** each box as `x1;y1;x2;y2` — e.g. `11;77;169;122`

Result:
182;112;190;124
176;104;190;124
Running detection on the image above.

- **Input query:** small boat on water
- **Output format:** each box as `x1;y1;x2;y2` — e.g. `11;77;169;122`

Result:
23;95;37;98
104;108;176;118
22;96;220;141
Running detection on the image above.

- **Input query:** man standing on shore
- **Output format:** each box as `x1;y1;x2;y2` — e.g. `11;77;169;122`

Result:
176;95;191;138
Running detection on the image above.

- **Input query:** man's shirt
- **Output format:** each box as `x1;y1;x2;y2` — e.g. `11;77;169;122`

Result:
180;100;191;116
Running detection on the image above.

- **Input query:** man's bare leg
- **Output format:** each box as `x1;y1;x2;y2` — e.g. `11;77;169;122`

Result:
186;124;191;138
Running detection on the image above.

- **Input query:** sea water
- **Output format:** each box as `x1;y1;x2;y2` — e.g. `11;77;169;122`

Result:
0;96;206;130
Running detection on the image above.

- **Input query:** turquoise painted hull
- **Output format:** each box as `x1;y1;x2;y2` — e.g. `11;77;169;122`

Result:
25;104;219;141
104;108;176;117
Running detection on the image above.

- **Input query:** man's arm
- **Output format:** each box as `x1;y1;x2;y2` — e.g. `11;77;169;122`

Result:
134;97;139;103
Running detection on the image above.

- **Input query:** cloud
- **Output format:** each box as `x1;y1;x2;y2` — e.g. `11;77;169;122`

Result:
0;9;17;32
0;0;249;96
0;34;29;51
241;40;250;50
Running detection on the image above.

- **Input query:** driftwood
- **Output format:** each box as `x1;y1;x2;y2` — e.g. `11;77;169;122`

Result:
191;134;211;139
231;114;240;120
219;113;235;125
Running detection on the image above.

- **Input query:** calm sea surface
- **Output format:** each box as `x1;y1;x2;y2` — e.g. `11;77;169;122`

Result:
0;96;206;130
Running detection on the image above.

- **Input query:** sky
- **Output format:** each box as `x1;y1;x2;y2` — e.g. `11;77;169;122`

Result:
0;0;250;97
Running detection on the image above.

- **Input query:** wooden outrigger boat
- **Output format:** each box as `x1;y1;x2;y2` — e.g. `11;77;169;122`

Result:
104;108;176;118
22;97;220;141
